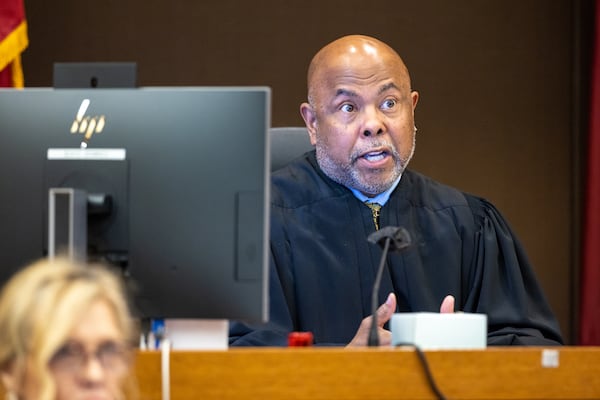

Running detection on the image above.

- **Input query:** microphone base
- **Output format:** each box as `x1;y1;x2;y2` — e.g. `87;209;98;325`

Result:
391;312;487;350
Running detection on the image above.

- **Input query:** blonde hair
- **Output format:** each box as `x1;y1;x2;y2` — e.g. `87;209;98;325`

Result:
0;257;136;400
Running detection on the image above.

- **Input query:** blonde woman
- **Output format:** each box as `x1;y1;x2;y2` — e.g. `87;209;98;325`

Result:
0;258;137;400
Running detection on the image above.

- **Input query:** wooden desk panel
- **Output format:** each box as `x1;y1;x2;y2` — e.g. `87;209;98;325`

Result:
132;347;600;400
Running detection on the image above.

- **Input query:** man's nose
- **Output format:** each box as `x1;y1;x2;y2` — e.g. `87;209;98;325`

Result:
361;106;385;137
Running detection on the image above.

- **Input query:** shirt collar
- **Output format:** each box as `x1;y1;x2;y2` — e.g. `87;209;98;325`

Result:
348;174;402;206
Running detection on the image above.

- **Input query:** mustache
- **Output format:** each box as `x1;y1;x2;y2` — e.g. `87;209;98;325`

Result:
350;140;398;163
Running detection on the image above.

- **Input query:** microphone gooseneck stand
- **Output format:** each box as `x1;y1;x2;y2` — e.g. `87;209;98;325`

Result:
366;226;412;347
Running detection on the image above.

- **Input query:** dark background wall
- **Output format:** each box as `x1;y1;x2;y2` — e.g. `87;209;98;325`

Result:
21;0;589;343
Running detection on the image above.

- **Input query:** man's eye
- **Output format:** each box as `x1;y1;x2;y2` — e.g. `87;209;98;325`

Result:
340;104;354;113
381;99;397;110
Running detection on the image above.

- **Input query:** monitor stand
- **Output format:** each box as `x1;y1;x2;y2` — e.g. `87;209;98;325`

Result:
47;189;230;351
164;319;228;350
48;188;87;261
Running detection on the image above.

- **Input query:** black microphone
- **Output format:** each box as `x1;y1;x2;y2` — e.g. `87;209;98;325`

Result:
366;226;412;346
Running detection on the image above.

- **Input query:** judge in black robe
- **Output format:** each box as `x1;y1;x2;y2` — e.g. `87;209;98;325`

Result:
230;34;563;347
229;151;563;346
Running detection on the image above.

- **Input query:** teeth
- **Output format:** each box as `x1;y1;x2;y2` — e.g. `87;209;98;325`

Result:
364;151;385;162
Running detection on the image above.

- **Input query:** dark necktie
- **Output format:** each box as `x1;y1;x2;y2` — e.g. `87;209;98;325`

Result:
365;202;381;231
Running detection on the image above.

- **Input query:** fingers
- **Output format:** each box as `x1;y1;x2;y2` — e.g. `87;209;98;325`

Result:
376;292;396;327
378;329;393;346
346;293;397;347
439;294;455;313
347;316;373;347
349;294;455;347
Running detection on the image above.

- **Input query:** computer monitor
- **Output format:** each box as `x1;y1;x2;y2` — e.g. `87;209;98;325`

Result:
0;87;270;324
53;62;137;88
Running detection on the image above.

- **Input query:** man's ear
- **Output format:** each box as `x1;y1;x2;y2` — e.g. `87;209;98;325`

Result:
411;90;419;110
300;102;318;145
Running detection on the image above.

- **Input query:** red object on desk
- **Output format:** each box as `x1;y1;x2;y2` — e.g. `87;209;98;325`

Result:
288;332;314;347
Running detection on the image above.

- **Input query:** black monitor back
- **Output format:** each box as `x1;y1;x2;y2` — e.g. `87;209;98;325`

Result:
0;87;270;322
53;62;137;88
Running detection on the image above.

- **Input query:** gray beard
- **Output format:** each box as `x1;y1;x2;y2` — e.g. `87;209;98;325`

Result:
315;136;415;196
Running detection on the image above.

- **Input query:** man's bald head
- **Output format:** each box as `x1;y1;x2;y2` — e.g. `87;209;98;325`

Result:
307;35;412;107
299;34;419;197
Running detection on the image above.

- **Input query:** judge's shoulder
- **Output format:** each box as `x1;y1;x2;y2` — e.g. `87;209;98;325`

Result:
402;169;500;224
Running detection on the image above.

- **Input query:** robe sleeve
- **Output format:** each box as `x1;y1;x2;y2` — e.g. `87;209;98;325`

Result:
463;195;563;345
228;259;294;345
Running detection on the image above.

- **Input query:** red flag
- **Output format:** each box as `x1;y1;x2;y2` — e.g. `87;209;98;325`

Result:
580;0;600;345
0;0;28;88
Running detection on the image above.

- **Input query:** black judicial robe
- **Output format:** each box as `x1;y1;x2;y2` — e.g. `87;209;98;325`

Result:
229;151;563;346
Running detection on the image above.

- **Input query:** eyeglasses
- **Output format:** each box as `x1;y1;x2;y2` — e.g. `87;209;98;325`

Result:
49;340;131;374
